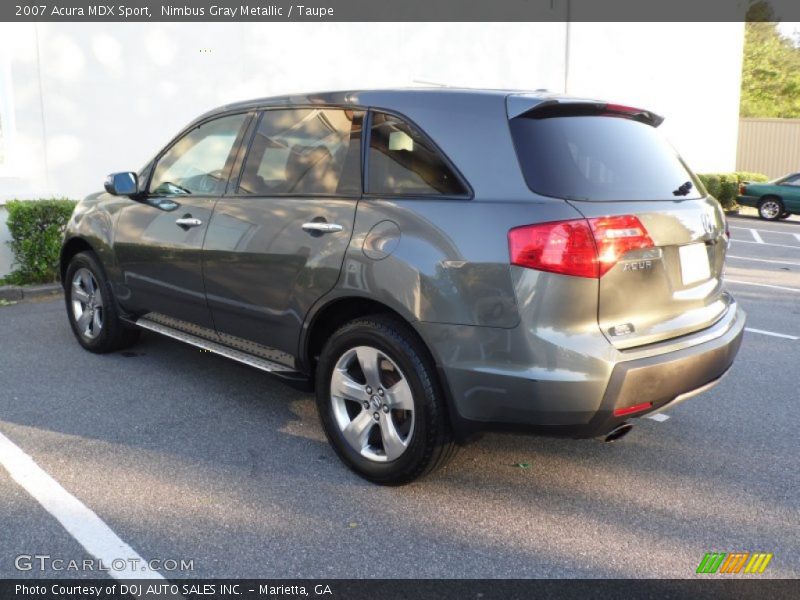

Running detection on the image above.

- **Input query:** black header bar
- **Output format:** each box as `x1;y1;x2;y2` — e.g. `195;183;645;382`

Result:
4;0;800;22
2;579;797;600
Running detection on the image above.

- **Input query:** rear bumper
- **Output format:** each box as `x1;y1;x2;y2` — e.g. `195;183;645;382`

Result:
423;301;745;441
583;304;744;437
736;195;760;208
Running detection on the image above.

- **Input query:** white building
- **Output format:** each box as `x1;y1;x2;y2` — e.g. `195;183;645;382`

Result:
0;22;745;276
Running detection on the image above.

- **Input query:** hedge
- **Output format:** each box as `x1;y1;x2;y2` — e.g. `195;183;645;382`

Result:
3;199;78;285
697;171;769;211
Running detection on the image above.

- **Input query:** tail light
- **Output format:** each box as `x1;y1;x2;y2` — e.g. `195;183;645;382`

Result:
738;183;746;196
508;215;653;278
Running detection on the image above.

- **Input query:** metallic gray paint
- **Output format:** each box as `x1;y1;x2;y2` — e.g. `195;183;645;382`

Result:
570;197;730;348
202;195;359;357
114;196;217;328
335;197;581;330
61;88;747;440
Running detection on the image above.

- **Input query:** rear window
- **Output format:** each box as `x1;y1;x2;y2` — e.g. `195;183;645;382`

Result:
509;115;702;201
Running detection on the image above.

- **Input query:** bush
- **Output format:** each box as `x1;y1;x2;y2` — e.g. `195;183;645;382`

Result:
696;171;769;211
3;199;77;285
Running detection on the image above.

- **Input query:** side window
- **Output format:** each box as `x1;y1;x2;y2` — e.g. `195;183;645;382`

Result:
238;108;363;196
781;175;800;186
149;113;247;196
367;112;467;196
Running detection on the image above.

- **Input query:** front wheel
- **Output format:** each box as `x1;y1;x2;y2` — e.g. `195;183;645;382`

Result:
315;315;456;485
64;251;140;353
758;197;784;220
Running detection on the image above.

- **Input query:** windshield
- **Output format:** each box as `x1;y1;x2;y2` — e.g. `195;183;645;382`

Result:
509;115;703;201
773;173;800;185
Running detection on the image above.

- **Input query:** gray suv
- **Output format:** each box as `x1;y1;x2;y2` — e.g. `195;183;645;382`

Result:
61;89;745;484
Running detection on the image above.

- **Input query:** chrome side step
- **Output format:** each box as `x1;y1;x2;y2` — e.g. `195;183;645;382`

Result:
135;317;305;379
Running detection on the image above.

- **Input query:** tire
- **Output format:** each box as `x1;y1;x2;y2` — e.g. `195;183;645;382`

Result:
758;197;784;221
64;251;140;353
315;314;456;485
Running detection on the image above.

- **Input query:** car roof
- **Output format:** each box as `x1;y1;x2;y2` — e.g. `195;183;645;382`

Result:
196;87;598;120
185;88;618;201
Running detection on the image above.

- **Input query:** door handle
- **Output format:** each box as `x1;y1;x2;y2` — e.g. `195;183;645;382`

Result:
302;222;343;233
176;217;203;228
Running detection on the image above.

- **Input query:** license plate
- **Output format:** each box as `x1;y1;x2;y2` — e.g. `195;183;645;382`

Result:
679;243;711;285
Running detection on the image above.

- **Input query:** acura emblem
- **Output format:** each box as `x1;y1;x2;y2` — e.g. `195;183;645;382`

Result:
701;212;714;235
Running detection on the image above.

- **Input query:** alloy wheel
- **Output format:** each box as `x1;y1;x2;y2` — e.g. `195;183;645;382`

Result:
70;268;104;340
760;200;781;219
329;346;415;462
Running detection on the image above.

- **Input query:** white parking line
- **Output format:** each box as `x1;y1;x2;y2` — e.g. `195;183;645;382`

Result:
730;225;799;236
794;233;800;243
0;430;164;580
730;239;800;249
645;413;670;422
726;279;800;294
727;255;800;266
750;229;764;244
744;327;799;340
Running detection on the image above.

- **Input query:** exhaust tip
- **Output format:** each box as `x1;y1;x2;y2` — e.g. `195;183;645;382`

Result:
602;422;633;443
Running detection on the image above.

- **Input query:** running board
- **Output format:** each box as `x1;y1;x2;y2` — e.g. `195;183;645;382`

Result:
135;317;308;383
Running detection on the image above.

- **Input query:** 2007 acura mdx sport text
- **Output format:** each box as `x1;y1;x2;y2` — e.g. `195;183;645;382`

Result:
61;89;745;484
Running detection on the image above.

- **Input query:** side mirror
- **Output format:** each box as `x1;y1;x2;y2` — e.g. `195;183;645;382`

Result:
104;172;139;196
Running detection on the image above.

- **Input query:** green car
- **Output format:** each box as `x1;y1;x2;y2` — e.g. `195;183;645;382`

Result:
738;173;800;220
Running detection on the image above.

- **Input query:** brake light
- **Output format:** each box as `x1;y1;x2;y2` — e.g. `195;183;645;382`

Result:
604;103;643;115
508;215;653;278
738;183;746;195
613;401;653;417
589;215;654;276
508;220;598;278
602;104;664;126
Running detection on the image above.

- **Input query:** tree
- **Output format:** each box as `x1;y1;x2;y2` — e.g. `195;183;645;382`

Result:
740;14;800;118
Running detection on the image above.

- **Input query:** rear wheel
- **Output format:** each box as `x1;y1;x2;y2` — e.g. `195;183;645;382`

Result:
315;314;456;485
64;251;140;353
758;197;784;220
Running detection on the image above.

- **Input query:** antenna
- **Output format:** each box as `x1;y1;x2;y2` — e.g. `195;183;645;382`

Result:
411;79;449;87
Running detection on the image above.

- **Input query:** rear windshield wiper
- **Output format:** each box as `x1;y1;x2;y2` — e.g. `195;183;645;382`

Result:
673;181;693;196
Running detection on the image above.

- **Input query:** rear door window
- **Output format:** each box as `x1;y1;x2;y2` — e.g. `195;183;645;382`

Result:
509;114;702;201
238;108;363;196
367;112;467;196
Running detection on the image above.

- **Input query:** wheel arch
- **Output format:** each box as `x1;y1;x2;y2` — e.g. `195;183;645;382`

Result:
300;295;420;375
60;237;99;284
299;294;470;441
759;193;784;205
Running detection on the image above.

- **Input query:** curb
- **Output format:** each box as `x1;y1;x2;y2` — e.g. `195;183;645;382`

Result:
0;283;62;302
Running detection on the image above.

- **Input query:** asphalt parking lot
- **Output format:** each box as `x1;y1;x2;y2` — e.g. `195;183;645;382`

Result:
0;213;798;580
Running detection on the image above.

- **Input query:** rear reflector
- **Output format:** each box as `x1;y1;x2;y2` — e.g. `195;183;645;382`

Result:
508;215;653;278
613;402;653;417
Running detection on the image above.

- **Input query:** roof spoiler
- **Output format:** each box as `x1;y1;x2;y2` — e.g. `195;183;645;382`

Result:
507;95;664;127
